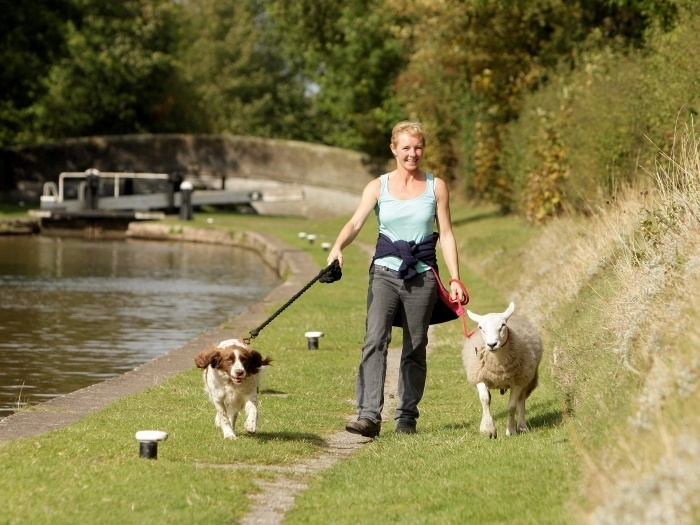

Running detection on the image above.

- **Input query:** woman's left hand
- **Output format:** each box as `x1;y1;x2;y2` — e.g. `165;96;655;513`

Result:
449;280;468;305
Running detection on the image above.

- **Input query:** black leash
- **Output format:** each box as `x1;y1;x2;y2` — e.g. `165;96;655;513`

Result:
242;259;342;345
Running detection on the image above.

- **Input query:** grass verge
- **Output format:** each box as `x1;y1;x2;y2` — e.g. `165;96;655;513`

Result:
3;127;699;525
0;203;578;524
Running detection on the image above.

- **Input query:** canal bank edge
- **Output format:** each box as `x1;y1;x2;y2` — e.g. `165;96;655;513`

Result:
0;218;40;234
0;222;319;443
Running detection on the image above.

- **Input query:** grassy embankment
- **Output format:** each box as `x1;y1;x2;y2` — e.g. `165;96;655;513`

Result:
1;128;699;523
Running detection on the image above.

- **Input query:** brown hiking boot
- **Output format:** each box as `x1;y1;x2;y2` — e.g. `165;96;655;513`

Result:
345;418;381;438
396;421;417;434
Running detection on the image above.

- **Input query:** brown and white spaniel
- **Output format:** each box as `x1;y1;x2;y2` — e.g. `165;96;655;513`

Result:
194;338;272;439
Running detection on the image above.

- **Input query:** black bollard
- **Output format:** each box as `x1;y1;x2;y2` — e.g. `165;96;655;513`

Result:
135;430;168;459
139;441;158;459
179;181;193;221
304;331;324;350
166;172;183;212
84;168;101;210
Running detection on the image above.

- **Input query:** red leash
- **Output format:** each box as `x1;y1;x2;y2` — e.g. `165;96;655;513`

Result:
446;277;475;338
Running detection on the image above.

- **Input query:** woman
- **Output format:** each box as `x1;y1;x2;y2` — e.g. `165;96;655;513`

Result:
327;120;466;437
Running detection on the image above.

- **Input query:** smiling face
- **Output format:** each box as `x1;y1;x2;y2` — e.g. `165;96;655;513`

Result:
391;131;424;173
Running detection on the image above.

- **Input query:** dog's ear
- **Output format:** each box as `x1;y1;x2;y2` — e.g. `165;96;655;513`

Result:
247;350;272;374
209;351;223;368
194;348;221;369
248;350;263;374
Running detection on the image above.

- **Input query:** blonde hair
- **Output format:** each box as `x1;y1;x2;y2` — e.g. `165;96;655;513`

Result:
391;121;426;147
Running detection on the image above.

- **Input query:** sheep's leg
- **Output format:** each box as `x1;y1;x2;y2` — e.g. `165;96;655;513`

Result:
244;399;258;434
506;386;524;436
516;390;529;433
518;370;538;433
476;382;497;438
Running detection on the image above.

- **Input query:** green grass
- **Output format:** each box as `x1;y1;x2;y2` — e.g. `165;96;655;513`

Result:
0;204;580;524
281;214;579;524
0;203;33;217
286;317;578;525
4;136;700;521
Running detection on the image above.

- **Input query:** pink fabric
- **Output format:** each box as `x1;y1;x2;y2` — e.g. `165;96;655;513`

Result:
429;267;466;320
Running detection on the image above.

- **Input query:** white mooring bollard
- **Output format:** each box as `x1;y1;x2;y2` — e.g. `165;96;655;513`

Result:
135;430;168;459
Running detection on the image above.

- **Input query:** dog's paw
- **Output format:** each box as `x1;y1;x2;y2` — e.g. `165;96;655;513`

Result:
223;430;237;439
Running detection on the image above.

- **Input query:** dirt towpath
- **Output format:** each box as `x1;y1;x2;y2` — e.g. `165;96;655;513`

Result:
235;345;406;525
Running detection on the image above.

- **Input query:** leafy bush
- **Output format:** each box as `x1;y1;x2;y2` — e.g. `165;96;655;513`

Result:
502;4;700;219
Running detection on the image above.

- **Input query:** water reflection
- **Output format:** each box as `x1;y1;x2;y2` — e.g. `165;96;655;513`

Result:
0;235;279;419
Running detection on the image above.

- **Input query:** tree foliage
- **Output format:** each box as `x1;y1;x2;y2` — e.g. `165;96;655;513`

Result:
25;0;184;141
177;0;314;140
384;0;678;209
265;0;409;157
0;0;77;145
0;0;693;220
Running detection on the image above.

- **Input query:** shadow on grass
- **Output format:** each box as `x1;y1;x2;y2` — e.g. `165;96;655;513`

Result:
439;421;474;432
451;209;503;227
494;398;563;432
526;398;564;430
260;388;289;397
444;396;563;435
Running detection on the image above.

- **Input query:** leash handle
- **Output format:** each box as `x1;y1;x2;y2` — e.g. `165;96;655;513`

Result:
448;278;470;305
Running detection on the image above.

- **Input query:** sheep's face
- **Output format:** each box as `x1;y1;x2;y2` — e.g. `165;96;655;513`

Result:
467;302;515;352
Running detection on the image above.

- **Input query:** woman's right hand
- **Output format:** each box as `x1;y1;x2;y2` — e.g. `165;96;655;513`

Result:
327;248;343;268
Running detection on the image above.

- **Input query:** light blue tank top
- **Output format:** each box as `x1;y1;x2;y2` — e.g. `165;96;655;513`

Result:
373;172;436;273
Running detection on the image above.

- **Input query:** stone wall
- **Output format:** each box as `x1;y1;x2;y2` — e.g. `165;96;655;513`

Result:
0;134;389;217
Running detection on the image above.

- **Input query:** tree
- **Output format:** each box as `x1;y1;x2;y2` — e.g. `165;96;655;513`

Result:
265;0;408;157
0;0;76;146
29;0;184;141
176;0;313;140
387;0;679;210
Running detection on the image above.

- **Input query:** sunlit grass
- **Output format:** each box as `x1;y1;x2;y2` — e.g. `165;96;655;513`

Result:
3;133;700;524
503;125;700;522
1;203;576;524
573;126;700;522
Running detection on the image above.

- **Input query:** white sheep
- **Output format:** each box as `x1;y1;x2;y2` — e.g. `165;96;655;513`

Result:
462;301;543;438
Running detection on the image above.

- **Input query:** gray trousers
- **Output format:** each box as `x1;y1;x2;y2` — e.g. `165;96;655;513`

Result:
356;265;437;425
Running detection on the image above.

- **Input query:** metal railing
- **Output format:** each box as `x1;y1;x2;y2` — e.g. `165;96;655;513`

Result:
42;169;171;204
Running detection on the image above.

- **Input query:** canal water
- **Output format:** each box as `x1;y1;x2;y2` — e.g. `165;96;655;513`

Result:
0;235;279;420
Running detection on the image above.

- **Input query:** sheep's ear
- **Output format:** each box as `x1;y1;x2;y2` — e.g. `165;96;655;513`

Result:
467;310;480;323
503;302;515;320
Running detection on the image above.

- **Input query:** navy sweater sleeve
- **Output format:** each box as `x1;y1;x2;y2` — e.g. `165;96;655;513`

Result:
372;232;439;279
